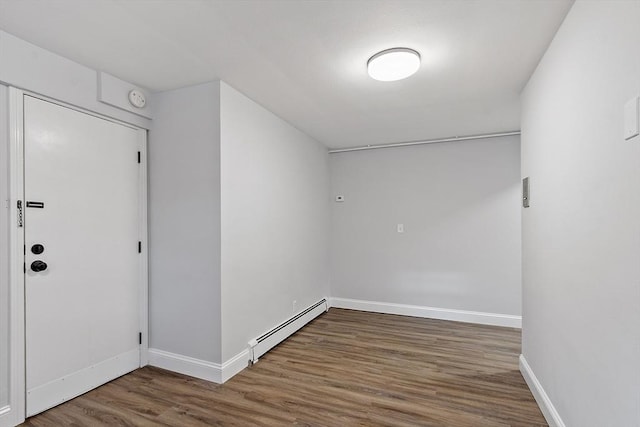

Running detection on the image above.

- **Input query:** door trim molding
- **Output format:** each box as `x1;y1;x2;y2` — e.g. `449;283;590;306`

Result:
20;90;145;131
6;88;149;425
5;86;26;427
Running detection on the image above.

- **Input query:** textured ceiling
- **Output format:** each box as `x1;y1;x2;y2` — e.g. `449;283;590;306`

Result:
0;0;572;148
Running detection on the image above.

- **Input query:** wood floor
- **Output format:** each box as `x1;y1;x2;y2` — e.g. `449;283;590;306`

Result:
22;309;546;426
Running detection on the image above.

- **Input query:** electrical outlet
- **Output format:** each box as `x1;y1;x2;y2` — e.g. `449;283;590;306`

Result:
397;223;404;233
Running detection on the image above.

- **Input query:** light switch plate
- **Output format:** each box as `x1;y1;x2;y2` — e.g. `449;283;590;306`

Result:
624;96;639;140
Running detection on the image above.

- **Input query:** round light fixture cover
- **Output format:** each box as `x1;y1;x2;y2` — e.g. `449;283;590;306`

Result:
367;48;421;82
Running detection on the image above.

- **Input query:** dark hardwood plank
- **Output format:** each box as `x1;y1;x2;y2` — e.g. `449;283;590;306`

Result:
22;308;546;426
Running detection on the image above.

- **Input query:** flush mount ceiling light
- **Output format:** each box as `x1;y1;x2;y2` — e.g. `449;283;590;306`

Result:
367;47;421;82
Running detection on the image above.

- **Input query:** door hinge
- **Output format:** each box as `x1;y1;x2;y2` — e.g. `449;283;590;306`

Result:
137;151;141;164
23;263;26;274
139;332;142;345
138;241;142;253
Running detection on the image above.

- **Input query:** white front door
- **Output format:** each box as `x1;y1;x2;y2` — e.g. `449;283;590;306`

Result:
23;96;144;417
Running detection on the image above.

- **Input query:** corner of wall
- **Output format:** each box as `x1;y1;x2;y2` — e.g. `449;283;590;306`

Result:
147;347;249;385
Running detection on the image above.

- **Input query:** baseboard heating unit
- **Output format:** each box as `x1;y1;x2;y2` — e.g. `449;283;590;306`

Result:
248;298;328;364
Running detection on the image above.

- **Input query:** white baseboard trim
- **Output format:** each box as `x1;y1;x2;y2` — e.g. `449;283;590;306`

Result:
519;354;566;427
328;297;521;328
148;348;249;384
148;349;222;383
221;349;250;383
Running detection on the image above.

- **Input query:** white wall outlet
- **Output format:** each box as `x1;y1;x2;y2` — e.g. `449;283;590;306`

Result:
624;96;639;140
335;195;345;202
397;223;404;233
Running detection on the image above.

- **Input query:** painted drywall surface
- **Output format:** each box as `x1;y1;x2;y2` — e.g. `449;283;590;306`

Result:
220;82;330;361
0;84;9;408
149;82;222;363
330;136;521;316
521;1;640;426
0;31;149;129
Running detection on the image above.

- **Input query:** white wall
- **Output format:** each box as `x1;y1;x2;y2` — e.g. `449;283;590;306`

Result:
149;82;222;363
220;82;330;361
0;31;150;129
330;136;521;318
521;1;640;426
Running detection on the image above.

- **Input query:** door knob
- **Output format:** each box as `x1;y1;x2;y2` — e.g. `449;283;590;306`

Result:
31;260;48;272
31;244;44;255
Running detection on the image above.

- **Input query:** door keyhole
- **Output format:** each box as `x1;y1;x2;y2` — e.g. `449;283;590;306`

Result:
31;244;44;255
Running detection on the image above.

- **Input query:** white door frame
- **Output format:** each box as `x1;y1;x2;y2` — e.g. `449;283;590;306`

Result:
5;87;149;426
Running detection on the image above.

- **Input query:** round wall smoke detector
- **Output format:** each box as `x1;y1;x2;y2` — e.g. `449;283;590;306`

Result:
128;89;146;108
